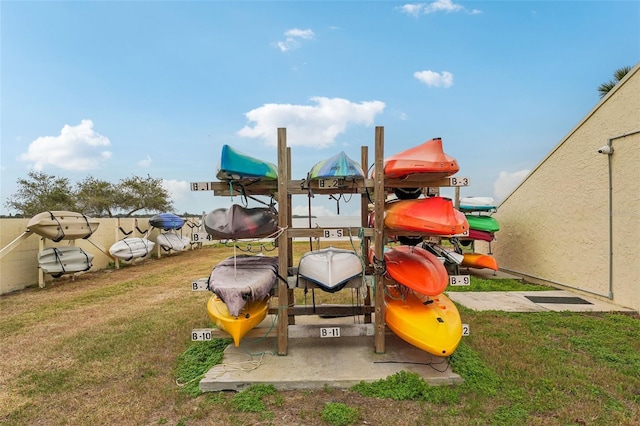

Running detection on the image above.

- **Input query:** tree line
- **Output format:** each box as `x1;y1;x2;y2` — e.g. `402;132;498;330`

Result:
4;171;174;217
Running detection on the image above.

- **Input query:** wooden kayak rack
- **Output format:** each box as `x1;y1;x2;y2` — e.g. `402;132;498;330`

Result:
194;126;469;355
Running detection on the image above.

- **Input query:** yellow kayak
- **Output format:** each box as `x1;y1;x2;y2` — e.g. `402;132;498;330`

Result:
384;287;462;356
206;295;270;347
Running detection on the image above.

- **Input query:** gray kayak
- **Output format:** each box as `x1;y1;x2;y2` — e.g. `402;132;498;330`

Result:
38;246;94;277
208;255;278;317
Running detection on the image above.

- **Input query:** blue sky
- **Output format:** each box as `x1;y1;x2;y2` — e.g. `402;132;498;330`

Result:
2;0;639;217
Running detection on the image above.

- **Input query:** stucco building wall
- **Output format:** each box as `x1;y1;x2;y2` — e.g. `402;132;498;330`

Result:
491;63;640;311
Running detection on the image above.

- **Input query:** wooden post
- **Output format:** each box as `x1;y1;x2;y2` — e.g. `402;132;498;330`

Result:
38;237;45;288
373;126;386;353
277;128;289;355
361;146;372;324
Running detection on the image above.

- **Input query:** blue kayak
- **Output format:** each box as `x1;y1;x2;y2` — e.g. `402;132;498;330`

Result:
149;213;185;230
308;151;364;180
216;145;278;181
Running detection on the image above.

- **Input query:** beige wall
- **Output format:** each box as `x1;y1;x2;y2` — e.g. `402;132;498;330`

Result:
491;63;640;312
1;217;202;295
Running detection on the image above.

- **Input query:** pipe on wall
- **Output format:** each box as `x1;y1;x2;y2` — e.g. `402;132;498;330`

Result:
605;129;640;299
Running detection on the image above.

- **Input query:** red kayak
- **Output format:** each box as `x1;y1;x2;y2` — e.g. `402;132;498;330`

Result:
381;137;459;179
384;197;468;235
369;245;448;296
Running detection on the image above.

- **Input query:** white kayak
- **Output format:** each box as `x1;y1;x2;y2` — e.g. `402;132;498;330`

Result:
27;211;100;242
458;196;497;212
38;246;94;277
297;247;363;293
156;233;191;251
109;238;155;260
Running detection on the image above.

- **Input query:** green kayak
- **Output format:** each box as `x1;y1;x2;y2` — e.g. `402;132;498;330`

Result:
464;214;500;233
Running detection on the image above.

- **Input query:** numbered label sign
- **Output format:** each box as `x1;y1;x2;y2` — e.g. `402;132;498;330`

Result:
191;278;209;291
448;176;470;187
320;327;340;338
323;229;344;239
190;182;214;191
449;275;471;286
318;179;340;188
462;324;470;336
192;329;212;341
192;232;214;243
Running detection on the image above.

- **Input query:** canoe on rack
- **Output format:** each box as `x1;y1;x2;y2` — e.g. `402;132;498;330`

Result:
458;196;497;212
369;245;448;296
216;144;278;181
467;229;495;242
461;253;498;271
27;211;99;242
207;295;270;347
149;213;185;230
381;137;459;179
38;246;94;277
204;204;279;240
208;255;278;318
156;232;191;251
385;286;462;356
465;214;500;233
109;238;155;261
297;247;363;293
384;197;468;235
307;151;365;180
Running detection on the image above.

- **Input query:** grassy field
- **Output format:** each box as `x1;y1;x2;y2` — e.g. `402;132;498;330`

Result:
1;242;638;425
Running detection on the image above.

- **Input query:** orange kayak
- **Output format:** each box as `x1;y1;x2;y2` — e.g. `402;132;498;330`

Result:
369;245;448;296
382;138;459;179
461;253;498;271
385;286;462;356
384;197;468;235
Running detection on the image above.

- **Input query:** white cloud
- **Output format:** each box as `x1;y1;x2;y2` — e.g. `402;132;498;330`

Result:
414;70;454;88
493;170;530;200
237;97;385;148
161;178;195;212
138;155;152;168
292;204;336;217
399;1;480;16
275;28;315;52
18;119;112;171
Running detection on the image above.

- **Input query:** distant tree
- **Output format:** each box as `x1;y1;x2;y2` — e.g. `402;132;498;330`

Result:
598;66;632;98
116;175;174;216
5;172;174;217
75;176;118;217
4;171;77;216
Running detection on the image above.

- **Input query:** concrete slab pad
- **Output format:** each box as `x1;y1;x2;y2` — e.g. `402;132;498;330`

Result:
200;317;462;392
447;290;636;313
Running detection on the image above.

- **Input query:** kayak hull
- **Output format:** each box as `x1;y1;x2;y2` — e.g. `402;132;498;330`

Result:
298;247;363;293
385;197;468;235
461;253;499;271
370;245;448;296
308;151;364;180
27;211;99;242
207;295;270;347
38;246;94;277
382;138;459;179
204;204;278;240
385;287;462;356
216;144;278;181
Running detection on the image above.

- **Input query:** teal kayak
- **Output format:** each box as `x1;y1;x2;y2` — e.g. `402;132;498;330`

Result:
465;214;500;233
216;145;278;181
308;151;364;180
